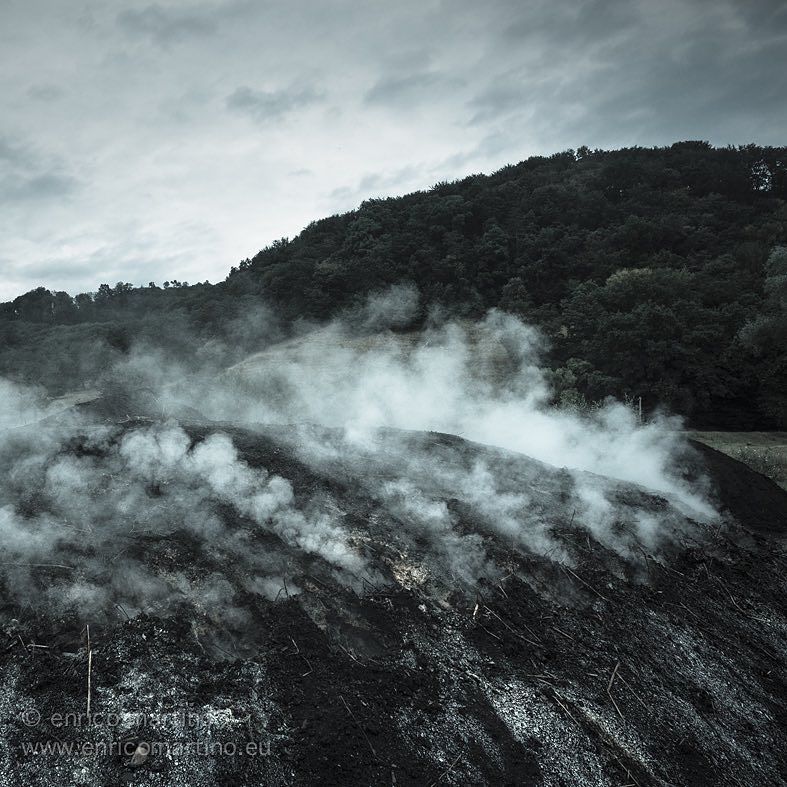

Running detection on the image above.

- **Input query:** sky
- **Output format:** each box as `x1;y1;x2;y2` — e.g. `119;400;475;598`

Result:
1;0;785;300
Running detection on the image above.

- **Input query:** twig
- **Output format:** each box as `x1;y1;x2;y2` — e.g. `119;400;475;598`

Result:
429;747;464;786
86;625;93;719
561;566;609;602
616;671;648;711
633;543;651;576
520;621;542;643
362;575;382;593
339;695;378;760
678;601;700;620
525;673;559;686
290;637;313;676
552;626;574;642
712;575;771;623
613;754;640;787
551;691;580;727
210;640;237;660
0;562;75;571
658;561;686;578
607;661;624;719
303;573;332;592
483;606;541;646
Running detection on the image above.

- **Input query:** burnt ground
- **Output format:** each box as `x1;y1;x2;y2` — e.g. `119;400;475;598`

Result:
0;413;785;786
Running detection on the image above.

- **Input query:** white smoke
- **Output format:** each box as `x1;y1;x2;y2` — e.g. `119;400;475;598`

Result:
0;411;367;620
177;299;714;523
0;285;720;624
0;378;53;429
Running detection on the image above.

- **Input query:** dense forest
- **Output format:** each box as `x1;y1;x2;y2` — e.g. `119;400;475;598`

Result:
1;142;786;429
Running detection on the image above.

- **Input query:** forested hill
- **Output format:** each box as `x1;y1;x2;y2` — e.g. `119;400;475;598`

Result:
2;142;786;429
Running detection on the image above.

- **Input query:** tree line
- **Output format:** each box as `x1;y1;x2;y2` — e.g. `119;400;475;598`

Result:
1;141;785;428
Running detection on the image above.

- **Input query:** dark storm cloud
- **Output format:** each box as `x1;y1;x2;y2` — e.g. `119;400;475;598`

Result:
1;0;785;299
364;71;463;106
4;233;201;297
26;84;65;102
501;0;639;46
329;165;421;204
460;0;787;146
441;131;517;172
467;81;528;125
226;85;324;124
0;173;78;204
0;136;78;204
117;3;219;45
0;137;35;168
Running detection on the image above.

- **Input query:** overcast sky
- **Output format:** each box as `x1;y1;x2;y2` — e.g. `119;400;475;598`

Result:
1;0;785;299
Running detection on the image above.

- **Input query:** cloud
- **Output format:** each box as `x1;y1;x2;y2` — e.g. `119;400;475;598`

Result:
0;173;78;203
439;130;519;171
26;84;65;102
117;3;219;46
185;301;713;521
0;136;79;204
0;294;720;624
0;412;368;621
226;85;324;124
1;0;786;298
0;221;217;299
0;137;34;167
364;71;463;106
329;165;421;203
467;82;529;125
464;0;787;141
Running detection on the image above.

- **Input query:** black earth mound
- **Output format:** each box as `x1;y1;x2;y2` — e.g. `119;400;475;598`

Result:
0;413;785;786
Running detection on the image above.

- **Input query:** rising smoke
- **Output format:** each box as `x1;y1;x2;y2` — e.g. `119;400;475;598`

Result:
0;284;718;628
168;287;713;515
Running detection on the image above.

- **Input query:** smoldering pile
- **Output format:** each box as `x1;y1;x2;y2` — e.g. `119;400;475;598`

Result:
0;407;715;642
1;402;786;785
1;407;786;786
1;300;785;785
0;304;720;636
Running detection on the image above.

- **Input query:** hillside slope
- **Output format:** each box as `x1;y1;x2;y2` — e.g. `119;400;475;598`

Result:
1;142;786;429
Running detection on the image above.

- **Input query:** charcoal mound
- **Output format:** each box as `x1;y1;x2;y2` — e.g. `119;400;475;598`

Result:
0;417;784;786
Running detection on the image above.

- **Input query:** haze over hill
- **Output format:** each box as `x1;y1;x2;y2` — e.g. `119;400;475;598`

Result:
1;143;786;431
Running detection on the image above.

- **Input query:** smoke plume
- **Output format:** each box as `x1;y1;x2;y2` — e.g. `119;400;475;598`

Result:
0;286;719;630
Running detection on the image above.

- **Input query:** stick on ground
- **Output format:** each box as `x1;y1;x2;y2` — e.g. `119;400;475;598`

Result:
339;694;378;760
86;624;93;719
607;661;624;719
